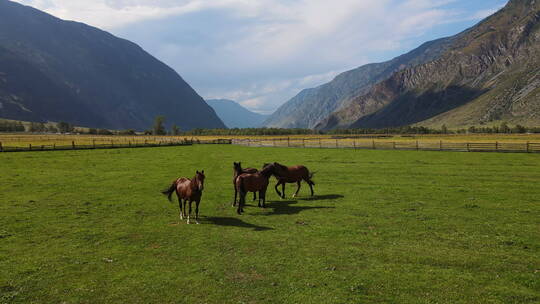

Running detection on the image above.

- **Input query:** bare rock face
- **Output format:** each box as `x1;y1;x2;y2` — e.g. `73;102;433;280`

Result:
263;37;455;129
0;1;225;130
314;0;540;130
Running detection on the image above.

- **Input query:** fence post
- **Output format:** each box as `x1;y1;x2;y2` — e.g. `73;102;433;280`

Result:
145;140;147;146
303;139;305;148
336;139;338;148
527;141;530;153
440;140;442;151
287;137;290;147
273;138;276;147
393;142;396;150
129;141;131;147
353;141;356;149
467;142;470;152
416;140;419;151
29;143;32;151
496;141;498;151
372;140;375;150
93;139;96;149
319;138;322;148
72;141;75;149
0;141;2;152
53;143;56;150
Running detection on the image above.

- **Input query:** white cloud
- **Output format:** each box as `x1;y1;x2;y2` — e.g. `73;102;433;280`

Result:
10;0;507;113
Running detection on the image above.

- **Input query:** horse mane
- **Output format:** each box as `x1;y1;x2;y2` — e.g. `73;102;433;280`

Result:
273;162;288;171
260;163;276;177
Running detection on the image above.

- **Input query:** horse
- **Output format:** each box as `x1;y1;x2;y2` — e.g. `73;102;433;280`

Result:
235;163;277;215
232;162;258;206
162;170;205;224
264;162;315;198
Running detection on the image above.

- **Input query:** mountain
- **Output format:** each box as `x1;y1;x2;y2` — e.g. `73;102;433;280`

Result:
206;99;268;128
316;0;540;130
263;37;456;129
0;0;225;131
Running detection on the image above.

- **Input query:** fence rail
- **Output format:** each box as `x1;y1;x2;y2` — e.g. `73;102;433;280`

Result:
232;138;540;154
0;138;232;152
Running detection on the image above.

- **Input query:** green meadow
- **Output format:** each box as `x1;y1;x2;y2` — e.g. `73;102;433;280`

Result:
1;145;539;303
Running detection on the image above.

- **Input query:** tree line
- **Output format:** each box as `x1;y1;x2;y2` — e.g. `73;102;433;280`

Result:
2;117;539;135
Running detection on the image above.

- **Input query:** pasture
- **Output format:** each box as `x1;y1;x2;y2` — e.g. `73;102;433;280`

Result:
1;145;539;303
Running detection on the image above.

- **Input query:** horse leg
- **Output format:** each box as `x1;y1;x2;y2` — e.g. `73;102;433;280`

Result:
237;191;246;215
183;200;188;221
261;190;266;208
275;181;282;198
187;200;193;224
178;198;184;220
293;181;301;198
195;201;200;224
282;182;286;199
176;192;183;220
233;187;237;207
253;191;257;201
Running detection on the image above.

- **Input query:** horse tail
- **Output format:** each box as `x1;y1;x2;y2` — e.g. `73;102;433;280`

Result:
161;180;177;202
238;176;246;195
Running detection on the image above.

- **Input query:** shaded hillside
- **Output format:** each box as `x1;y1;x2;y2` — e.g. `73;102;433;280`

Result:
263;37;455;129
317;0;540;130
0;0;225;130
206;99;268;128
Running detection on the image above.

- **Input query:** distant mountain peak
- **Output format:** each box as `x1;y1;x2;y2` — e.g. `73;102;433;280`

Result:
206;99;268;128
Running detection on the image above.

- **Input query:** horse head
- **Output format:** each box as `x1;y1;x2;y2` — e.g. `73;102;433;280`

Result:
195;170;205;191
233;162;242;173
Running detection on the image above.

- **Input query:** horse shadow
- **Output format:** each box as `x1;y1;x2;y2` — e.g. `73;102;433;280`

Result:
298;194;344;201
260;200;334;216
203;216;273;231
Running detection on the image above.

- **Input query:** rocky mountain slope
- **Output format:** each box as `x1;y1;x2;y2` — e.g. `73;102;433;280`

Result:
0;0;225;131
316;0;540;130
263;37;455;129
206;99;268;128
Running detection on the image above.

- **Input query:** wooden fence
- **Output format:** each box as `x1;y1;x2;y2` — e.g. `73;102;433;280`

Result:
0;138;232;152
232;138;540;153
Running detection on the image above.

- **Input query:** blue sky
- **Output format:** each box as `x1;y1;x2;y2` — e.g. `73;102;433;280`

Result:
14;0;508;114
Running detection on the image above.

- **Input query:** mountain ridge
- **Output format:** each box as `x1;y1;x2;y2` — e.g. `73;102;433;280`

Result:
0;0;226;131
263;36;456;129
316;0;540;130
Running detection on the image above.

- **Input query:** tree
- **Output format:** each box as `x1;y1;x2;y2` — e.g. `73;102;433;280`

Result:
153;116;166;135
57;121;73;133
499;122;510;133
513;124;527;133
171;124;180;135
441;124;448;134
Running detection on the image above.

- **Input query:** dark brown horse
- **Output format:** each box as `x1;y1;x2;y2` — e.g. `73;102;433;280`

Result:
265;162;315;198
235;163;277;215
162;170;205;224
232;162;258;206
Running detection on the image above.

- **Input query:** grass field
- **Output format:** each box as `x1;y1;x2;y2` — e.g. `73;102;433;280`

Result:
1;145;539;303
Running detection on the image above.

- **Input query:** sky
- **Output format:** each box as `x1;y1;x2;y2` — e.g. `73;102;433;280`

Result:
13;0;508;114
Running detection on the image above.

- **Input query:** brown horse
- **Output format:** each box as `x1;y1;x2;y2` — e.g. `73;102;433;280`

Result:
235;163;277;215
232;162;258;206
265;162;315;198
162;170;205;224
